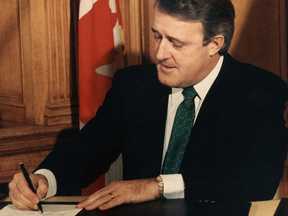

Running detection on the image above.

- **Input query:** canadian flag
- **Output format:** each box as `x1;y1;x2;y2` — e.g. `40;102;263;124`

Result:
78;0;123;195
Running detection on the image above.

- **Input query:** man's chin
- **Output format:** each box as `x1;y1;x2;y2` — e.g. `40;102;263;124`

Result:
157;72;179;88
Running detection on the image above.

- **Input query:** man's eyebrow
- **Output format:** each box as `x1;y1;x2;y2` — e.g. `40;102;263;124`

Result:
151;27;159;33
167;36;185;44
151;27;185;44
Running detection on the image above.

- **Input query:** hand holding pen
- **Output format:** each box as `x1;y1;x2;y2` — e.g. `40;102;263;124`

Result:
8;163;48;212
20;163;43;213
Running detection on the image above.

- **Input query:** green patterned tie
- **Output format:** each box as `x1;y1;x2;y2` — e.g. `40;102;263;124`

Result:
162;86;198;174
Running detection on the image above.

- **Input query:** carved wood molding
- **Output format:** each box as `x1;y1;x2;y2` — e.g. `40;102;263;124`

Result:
19;0;49;125
0;124;79;183
44;0;79;125
0;1;25;122
120;0;143;66
44;99;79;125
0;124;78;156
0;0;78;125
0;105;26;123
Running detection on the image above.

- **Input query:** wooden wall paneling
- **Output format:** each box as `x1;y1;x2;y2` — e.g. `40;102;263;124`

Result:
1;150;54;183
230;0;281;76
0;104;26;123
0;0;80;185
43;0;79;126
278;0;288;198
0;124;78;183
0;0;26;123
141;0;156;65
119;0;157;66
20;0;49;125
119;0;142;66
0;0;79;126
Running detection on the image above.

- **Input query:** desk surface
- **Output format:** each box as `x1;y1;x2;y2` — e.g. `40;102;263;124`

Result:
0;196;282;216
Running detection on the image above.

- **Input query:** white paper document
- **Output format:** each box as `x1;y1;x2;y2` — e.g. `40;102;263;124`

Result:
0;204;82;216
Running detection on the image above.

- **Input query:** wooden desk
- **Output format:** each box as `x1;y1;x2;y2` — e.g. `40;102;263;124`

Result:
249;200;280;216
0;196;283;216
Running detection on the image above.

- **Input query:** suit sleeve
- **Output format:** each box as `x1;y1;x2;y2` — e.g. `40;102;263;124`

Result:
35;70;126;195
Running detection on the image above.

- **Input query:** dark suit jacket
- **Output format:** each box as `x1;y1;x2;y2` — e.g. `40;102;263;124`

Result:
37;53;288;202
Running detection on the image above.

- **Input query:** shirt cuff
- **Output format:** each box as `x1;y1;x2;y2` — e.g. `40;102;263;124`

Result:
160;174;185;199
34;169;57;200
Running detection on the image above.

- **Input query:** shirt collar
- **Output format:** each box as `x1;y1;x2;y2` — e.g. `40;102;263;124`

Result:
170;55;224;105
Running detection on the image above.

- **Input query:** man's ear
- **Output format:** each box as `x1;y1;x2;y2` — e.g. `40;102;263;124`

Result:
209;35;225;56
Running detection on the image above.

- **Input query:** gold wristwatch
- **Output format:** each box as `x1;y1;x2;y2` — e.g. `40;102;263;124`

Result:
156;175;165;199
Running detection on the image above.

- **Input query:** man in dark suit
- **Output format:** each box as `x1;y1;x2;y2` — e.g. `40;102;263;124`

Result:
9;0;288;212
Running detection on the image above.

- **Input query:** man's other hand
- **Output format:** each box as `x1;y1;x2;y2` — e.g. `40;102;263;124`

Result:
77;178;159;211
8;173;48;211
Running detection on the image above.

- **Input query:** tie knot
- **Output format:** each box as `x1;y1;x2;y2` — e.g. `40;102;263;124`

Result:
182;86;197;100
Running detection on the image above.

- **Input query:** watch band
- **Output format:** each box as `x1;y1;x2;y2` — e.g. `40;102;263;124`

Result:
156;175;165;199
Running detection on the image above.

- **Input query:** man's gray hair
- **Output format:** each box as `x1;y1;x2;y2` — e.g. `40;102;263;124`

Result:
155;0;235;55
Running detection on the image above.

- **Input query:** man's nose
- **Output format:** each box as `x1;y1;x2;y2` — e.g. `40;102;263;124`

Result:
155;40;171;61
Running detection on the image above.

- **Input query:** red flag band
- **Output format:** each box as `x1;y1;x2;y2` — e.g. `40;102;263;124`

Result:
78;0;123;195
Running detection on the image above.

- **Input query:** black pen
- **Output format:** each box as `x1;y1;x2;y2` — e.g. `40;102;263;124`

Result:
20;162;43;214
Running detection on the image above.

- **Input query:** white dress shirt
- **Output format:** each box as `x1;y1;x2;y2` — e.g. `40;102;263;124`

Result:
36;56;224;199
160;56;224;198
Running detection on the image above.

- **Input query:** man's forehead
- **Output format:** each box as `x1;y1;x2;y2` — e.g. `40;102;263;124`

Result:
153;6;201;27
153;3;198;22
152;9;203;37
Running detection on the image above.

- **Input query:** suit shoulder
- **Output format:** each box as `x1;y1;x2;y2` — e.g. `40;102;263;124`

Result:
113;64;157;81
108;64;170;96
240;63;288;96
225;54;288;98
111;64;165;91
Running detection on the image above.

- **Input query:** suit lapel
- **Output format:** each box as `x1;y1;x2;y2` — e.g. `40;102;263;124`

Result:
147;80;170;175
181;54;240;166
132;66;171;177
